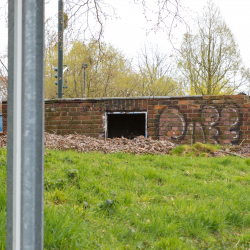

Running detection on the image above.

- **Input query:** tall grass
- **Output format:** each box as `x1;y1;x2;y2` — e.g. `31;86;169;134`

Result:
0;148;250;249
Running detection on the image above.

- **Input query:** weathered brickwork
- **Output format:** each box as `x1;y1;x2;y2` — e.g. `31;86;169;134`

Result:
44;100;106;139
2;103;7;135
2;95;250;145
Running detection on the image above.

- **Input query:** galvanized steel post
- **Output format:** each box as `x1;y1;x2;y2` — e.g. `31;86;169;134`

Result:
58;0;64;98
84;68;86;98
7;0;44;249
82;63;88;98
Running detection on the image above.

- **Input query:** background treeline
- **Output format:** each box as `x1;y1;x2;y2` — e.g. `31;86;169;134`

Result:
45;1;250;99
45;38;184;99
1;0;250;100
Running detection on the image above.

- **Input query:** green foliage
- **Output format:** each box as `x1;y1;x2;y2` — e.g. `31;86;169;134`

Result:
45;39;141;99
66;169;79;179
170;143;220;157
45;37;184;99
44;206;86;249
44;177;69;190
137;44;184;96
1;148;250;249
63;12;68;30
245;159;250;166
97;198;119;215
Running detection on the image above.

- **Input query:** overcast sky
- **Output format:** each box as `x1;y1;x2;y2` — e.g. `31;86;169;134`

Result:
103;0;250;67
0;0;250;67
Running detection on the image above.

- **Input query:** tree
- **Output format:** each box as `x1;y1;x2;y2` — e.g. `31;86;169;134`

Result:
178;0;249;95
55;0;186;43
44;20;60;99
45;38;185;98
137;44;184;96
45;38;140;98
0;57;8;101
0;2;8;101
2;0;186;44
2;0;188;99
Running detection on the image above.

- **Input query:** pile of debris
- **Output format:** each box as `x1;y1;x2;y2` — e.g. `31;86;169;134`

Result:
0;132;250;157
0;133;175;155
44;133;175;155
0;134;7;148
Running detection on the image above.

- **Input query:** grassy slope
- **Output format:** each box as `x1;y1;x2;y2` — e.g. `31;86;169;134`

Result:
1;148;250;249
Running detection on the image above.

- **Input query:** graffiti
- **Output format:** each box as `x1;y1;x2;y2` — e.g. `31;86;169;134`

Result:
158;107;187;141
42;99;244;145
158;104;242;145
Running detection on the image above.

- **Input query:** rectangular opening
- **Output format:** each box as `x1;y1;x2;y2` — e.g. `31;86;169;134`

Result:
106;112;147;139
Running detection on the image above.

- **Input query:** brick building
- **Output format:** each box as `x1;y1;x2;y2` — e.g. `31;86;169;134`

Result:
2;95;250;145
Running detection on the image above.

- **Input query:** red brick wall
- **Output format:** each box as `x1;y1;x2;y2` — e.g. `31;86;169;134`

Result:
45;100;106;139
147;95;249;145
2;103;7;135
2;95;250;145
44;99;147;139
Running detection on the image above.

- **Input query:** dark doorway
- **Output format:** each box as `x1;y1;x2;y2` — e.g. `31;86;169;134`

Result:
107;113;146;139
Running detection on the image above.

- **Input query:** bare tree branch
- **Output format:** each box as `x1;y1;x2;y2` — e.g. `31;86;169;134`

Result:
0;59;7;72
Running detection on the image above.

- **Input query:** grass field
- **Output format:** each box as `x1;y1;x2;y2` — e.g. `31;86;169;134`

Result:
1;148;250;249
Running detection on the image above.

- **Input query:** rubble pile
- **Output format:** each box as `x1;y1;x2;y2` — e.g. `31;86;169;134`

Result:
0;134;7;148
1;132;250;157
44;133;175;155
232;145;250;158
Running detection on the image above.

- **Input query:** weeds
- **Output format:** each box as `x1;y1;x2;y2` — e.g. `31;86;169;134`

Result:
66;169;78;179
97;199;119;214
170;142;220;157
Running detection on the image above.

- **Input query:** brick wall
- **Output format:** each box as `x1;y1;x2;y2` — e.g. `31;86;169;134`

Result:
45;100;106;139
44;98;147;139
2;95;250;145
2;102;7;134
147;95;249;145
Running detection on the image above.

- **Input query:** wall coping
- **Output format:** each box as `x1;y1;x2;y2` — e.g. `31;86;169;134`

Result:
2;95;248;104
43;96;203;103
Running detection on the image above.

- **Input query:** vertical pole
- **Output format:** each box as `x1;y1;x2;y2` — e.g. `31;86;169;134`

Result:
7;0;45;249
82;63;87;98
84;69;86;98
7;0;22;248
58;0;64;98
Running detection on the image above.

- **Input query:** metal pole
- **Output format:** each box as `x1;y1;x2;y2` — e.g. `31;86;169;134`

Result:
84;68;86;98
82;63;88;98
7;0;44;249
58;0;64;98
7;0;22;248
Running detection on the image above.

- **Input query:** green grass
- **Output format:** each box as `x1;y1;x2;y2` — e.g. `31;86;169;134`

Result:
170;143;221;157
1;148;250;249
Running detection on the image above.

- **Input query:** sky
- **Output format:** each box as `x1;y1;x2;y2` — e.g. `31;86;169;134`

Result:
103;0;250;67
0;0;250;67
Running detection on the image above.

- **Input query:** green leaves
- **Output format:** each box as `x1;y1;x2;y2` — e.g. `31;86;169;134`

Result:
97;199;119;214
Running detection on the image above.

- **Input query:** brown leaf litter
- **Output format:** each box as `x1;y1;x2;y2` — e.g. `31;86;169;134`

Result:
0;132;250;157
0;132;175;155
43;133;175;154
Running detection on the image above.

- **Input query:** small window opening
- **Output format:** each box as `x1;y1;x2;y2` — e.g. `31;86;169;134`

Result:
106;112;147;139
